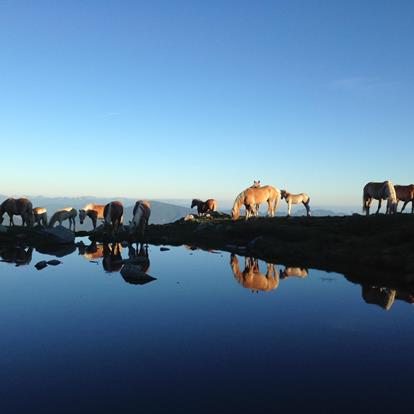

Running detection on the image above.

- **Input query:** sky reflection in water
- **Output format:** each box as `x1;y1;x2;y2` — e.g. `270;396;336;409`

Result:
1;242;414;413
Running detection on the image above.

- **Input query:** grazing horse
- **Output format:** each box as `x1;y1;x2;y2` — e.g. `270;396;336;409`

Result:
395;184;414;214
190;199;218;215
129;200;151;237
363;181;398;215
104;201;124;234
48;208;77;230
231;185;281;220
33;207;48;227
0;198;34;227
230;254;279;293
79;203;105;229
281;190;311;217
280;267;308;279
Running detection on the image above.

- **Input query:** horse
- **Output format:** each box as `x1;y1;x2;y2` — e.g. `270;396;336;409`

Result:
79;203;105;229
78;241;105;261
231;185;281;220
102;243;123;273
33;207;48;227
190;199;218;215
281;190;311;217
48;207;77;230
362;285;396;310
0;198;34;227
230;254;279;293
280;267;308;279
129;200;151;237
104;201;124;234
0;245;33;266
394;184;414;214
362;181;398;215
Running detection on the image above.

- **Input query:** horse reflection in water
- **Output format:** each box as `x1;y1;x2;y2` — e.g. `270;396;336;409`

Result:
280;267;308;279
0;244;33;266
362;285;414;311
230;254;279;293
78;241;105;262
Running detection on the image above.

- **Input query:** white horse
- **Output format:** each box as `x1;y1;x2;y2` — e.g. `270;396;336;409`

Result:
129;200;151;237
49;207;77;230
281;190;311;217
363;181;398;215
33;207;48;227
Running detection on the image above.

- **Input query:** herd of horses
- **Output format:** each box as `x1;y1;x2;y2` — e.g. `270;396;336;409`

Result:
0;179;412;234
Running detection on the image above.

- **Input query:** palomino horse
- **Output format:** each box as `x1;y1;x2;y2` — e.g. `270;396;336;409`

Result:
0;198;34;227
281;190;311;217
129;200;151;237
280;267;308;279
79;203;105;229
33;207;48;227
230;254;279;293
363;181;398;215
48;208;77;230
231;185;281;220
395;184;414;213
104;201;124;234
190;199;218;215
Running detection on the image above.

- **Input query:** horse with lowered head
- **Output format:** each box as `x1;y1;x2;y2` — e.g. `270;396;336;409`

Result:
49;208;77;230
129;200;151;237
281;190;311;217
191;199;217;215
231;185;281;220
79;203;105;229
0;198;34;227
104;201;124;234
395;184;414;214
363;181;398;215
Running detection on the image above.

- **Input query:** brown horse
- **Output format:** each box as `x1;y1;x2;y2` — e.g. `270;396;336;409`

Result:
395;184;414;213
190;199;218;215
104;201;124;234
231;185;281;220
33;207;48;227
281;190;311;217
129;200;151;237
0;198;34;227
230;254;279;293
79;203;106;229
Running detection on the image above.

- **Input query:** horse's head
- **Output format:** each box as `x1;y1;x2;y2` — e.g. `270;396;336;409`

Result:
79;209;86;224
252;180;261;188
281;190;287;199
231;207;240;220
190;199;197;209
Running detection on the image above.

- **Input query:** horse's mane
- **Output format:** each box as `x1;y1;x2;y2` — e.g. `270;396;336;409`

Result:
384;181;397;202
232;190;246;211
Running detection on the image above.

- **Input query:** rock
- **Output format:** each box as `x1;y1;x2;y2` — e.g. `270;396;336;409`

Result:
47;260;61;266
37;225;75;244
160;247;170;251
120;264;157;285
35;261;48;270
184;214;195;222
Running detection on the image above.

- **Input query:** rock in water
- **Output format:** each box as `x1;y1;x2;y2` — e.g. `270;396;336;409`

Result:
160;247;170;252
47;260;61;266
37;225;75;244
35;261;48;270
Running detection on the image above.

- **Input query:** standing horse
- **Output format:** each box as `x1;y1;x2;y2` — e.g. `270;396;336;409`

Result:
49;208;77;230
129;200;151;237
230;254;279;293
104;201;124;235
395;184;414;214
33;207;48;227
231;185;281;220
281;190;311;217
0;198;34;227
363;181;398;215
190;199;218;215
79;203;105;229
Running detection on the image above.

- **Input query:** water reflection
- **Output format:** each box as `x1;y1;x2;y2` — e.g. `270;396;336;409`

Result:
0;245;33;266
280;266;308;279
230;254;279;293
362;285;414;310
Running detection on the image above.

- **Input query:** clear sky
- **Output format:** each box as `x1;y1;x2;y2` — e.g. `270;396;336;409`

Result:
1;0;413;207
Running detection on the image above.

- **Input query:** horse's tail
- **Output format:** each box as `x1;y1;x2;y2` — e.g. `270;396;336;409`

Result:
362;185;368;214
48;212;58;227
273;189;281;215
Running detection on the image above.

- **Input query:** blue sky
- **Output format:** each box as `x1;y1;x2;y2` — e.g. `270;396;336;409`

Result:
1;0;413;207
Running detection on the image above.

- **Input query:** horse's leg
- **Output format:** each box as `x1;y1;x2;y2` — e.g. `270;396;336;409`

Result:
9;214;14;227
376;199;382;214
412;201;414;214
401;201;408;213
287;201;291;217
304;201;311;217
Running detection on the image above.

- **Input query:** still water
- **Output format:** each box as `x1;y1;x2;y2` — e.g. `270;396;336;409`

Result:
1;241;414;413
